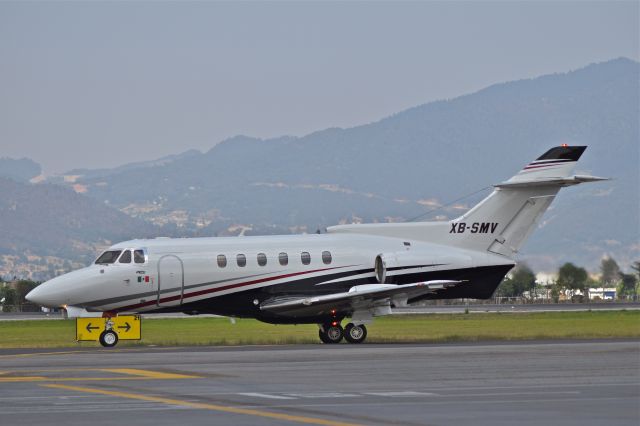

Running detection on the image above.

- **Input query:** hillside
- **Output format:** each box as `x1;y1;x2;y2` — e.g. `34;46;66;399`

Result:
49;58;638;272
2;58;637;278
0;178;159;280
0;158;41;182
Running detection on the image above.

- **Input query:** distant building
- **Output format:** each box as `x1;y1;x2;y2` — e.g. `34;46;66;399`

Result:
588;288;617;300
535;273;557;284
3;280;19;290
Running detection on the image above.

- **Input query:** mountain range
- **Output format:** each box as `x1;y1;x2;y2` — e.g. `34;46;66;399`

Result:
1;57;638;279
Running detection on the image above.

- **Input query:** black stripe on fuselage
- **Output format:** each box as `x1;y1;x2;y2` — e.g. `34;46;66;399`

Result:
145;264;514;324
108;263;444;312
387;264;445;271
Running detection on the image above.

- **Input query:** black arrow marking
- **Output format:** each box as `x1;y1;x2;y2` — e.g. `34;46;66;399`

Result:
86;323;99;332
118;322;131;332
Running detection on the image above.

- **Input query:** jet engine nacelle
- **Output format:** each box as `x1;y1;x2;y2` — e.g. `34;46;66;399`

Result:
374;254;391;283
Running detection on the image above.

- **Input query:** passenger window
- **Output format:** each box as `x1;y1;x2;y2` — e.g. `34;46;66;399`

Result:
237;254;247;267
322;251;332;265
217;254;227;268
119;250;132;263
257;253;267;266
95;250;122;264
134;250;145;264
279;252;288;266
301;251;311;265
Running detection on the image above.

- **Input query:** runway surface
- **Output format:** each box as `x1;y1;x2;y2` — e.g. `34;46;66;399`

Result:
3;302;639;321
0;340;638;426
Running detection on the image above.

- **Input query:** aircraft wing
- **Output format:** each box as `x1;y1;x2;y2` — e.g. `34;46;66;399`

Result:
259;280;462;318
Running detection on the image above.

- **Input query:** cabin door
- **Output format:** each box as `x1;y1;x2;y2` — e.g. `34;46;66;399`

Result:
157;255;184;307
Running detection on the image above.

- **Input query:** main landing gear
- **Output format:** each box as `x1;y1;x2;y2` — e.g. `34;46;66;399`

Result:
318;322;367;344
344;323;367;344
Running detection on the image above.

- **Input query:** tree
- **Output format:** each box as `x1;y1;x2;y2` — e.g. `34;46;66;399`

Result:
631;261;640;281
550;283;561;303
0;285;17;312
496;264;536;298
600;257;621;287
631;261;640;300
557;263;588;302
617;273;638;300
511;264;537;299
14;280;39;306
496;276;515;298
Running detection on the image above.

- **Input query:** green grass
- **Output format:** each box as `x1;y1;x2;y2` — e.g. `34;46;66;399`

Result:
0;311;638;349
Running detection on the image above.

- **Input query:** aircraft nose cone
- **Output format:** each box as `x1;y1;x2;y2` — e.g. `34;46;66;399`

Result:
26;267;97;308
25;284;50;306
26;280;65;308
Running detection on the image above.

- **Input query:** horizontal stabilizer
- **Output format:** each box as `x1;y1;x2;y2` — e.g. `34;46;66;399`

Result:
495;174;609;189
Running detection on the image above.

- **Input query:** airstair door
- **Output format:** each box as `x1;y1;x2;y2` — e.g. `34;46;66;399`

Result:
157;255;184;307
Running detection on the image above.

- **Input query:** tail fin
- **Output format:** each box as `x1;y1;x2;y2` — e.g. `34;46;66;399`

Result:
327;145;607;259
450;145;606;257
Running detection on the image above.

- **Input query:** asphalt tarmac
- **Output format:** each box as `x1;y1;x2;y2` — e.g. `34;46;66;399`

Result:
0;340;638;426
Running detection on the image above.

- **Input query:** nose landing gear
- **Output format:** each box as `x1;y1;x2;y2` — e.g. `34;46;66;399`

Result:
99;330;119;347
99;317;118;347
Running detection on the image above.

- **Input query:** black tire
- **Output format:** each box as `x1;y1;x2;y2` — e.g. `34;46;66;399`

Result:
318;324;343;344
318;329;332;344
99;330;119;348
344;323;367;344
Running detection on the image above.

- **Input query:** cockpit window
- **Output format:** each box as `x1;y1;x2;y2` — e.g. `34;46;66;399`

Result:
119;250;132;263
95;250;122;264
134;250;146;264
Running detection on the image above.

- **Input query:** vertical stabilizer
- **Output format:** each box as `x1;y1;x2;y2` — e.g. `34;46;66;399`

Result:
328;145;606;260
448;145;589;257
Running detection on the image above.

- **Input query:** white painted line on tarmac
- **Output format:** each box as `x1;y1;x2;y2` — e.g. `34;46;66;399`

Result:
364;391;438;397
283;393;362;399
237;392;296;400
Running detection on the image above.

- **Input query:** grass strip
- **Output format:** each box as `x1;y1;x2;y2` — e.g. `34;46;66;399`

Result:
0;311;638;349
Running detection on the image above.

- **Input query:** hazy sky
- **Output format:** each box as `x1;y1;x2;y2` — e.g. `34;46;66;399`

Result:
1;1;638;174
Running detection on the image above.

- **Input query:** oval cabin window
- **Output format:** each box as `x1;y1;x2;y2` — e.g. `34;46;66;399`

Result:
301;252;311;265
257;253;267;266
279;252;288;266
236;254;246;267
217;254;227;268
322;251;332;265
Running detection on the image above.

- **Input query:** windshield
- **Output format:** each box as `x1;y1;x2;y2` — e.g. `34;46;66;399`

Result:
118;250;132;263
134;249;146;264
95;250;122;264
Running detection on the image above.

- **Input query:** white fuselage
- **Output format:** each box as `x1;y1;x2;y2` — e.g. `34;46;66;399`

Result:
27;232;512;322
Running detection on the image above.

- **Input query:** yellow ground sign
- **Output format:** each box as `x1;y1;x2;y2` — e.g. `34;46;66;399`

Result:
76;315;141;341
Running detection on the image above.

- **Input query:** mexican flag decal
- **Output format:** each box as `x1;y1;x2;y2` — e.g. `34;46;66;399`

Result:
137;275;151;283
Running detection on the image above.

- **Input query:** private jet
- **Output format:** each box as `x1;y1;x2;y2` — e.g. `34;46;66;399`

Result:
27;145;606;346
